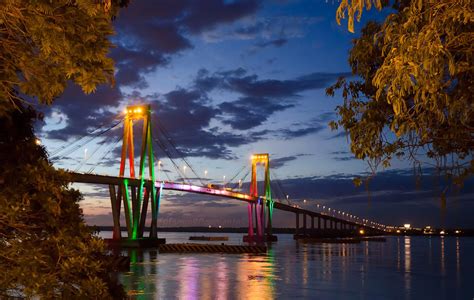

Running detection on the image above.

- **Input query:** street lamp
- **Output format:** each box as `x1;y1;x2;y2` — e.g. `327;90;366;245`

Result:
204;170;208;178
223;175;226;187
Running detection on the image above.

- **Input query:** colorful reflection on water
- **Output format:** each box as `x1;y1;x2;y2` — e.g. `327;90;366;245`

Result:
105;233;474;299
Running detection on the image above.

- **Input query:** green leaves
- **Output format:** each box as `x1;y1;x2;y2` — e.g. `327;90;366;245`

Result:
336;0;384;33
0;0;117;109
0;68;123;300
327;0;473;188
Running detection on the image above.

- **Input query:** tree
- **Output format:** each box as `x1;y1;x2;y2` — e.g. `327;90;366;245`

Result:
328;0;474;186
0;0;123;112
0;0;128;297
0;104;125;298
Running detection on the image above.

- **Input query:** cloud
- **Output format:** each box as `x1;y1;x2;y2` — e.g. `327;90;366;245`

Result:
111;0;260;88
270;154;311;169
219;96;294;130
196;69;349;130
202;15;324;43
41;1;261;141
41;62;347;163
279;125;325;139
333;156;356;161
44;84;123;141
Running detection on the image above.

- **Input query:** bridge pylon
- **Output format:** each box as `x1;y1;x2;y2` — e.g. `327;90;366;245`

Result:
244;153;276;243
109;104;161;241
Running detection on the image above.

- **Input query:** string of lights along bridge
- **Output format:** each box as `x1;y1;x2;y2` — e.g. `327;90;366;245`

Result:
49;104;391;243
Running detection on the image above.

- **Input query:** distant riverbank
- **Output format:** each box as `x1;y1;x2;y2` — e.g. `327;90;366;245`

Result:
90;225;474;236
91;225;296;234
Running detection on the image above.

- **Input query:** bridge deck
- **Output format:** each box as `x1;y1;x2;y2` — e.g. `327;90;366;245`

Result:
69;172;384;231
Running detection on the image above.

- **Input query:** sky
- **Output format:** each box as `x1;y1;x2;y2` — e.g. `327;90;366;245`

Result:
37;0;474;229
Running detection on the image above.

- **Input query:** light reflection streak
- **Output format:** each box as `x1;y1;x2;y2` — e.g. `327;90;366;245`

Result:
456;237;460;286
237;254;274;299
216;259;228;299
397;237;401;270
179;257;198;300
303;245;308;285
201;268;211;300
404;236;411;293
440;237;445;276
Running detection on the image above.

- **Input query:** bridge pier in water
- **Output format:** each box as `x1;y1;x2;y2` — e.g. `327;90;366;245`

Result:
243;154;277;243
108;105;165;247
293;210;383;239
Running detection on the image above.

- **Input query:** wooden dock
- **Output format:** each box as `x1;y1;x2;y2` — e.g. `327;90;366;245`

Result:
159;243;267;253
189;236;229;241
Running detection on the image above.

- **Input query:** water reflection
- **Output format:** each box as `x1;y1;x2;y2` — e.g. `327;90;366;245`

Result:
216;259;228;299
110;233;473;299
237;254;275;299
456;237;460;287
440;237;445;275
120;249;157;299
404;236;411;294
179;257;198;299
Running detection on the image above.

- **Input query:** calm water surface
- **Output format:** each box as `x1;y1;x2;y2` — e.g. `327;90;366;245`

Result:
100;232;474;299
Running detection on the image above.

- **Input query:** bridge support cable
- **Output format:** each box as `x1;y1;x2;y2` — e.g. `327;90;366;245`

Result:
50;120;123;162
270;181;286;203
229;167;250;190
151;151;172;182
153;120;205;186
49;113;124;157
226;165;247;189
73;129;118;172
152;135;187;183
86;133;123;174
271;170;293;206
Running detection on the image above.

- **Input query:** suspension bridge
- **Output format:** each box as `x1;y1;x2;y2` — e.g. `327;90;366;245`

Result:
49;104;389;244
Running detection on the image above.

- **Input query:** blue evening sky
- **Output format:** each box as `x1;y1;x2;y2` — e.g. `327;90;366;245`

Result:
38;0;473;228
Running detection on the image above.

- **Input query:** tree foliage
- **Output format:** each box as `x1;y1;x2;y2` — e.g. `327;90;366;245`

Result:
328;0;474;185
0;0;123;113
0;104;125;298
0;0;128;297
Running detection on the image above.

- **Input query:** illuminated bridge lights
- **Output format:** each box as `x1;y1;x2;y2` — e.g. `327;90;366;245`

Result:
251;154;269;162
123;105;150;120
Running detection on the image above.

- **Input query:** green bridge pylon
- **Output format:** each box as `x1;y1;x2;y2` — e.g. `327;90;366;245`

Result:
111;104;161;240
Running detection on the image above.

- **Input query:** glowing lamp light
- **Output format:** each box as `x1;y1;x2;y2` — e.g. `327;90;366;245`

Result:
455;230;461;234
35;138;41;145
396;229;401;233
359;229;365;235
403;224;411;230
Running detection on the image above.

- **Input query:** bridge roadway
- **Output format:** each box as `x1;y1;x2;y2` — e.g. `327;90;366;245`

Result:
69;172;386;232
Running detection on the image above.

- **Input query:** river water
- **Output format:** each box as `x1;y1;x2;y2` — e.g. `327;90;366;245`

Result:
100;232;473;299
